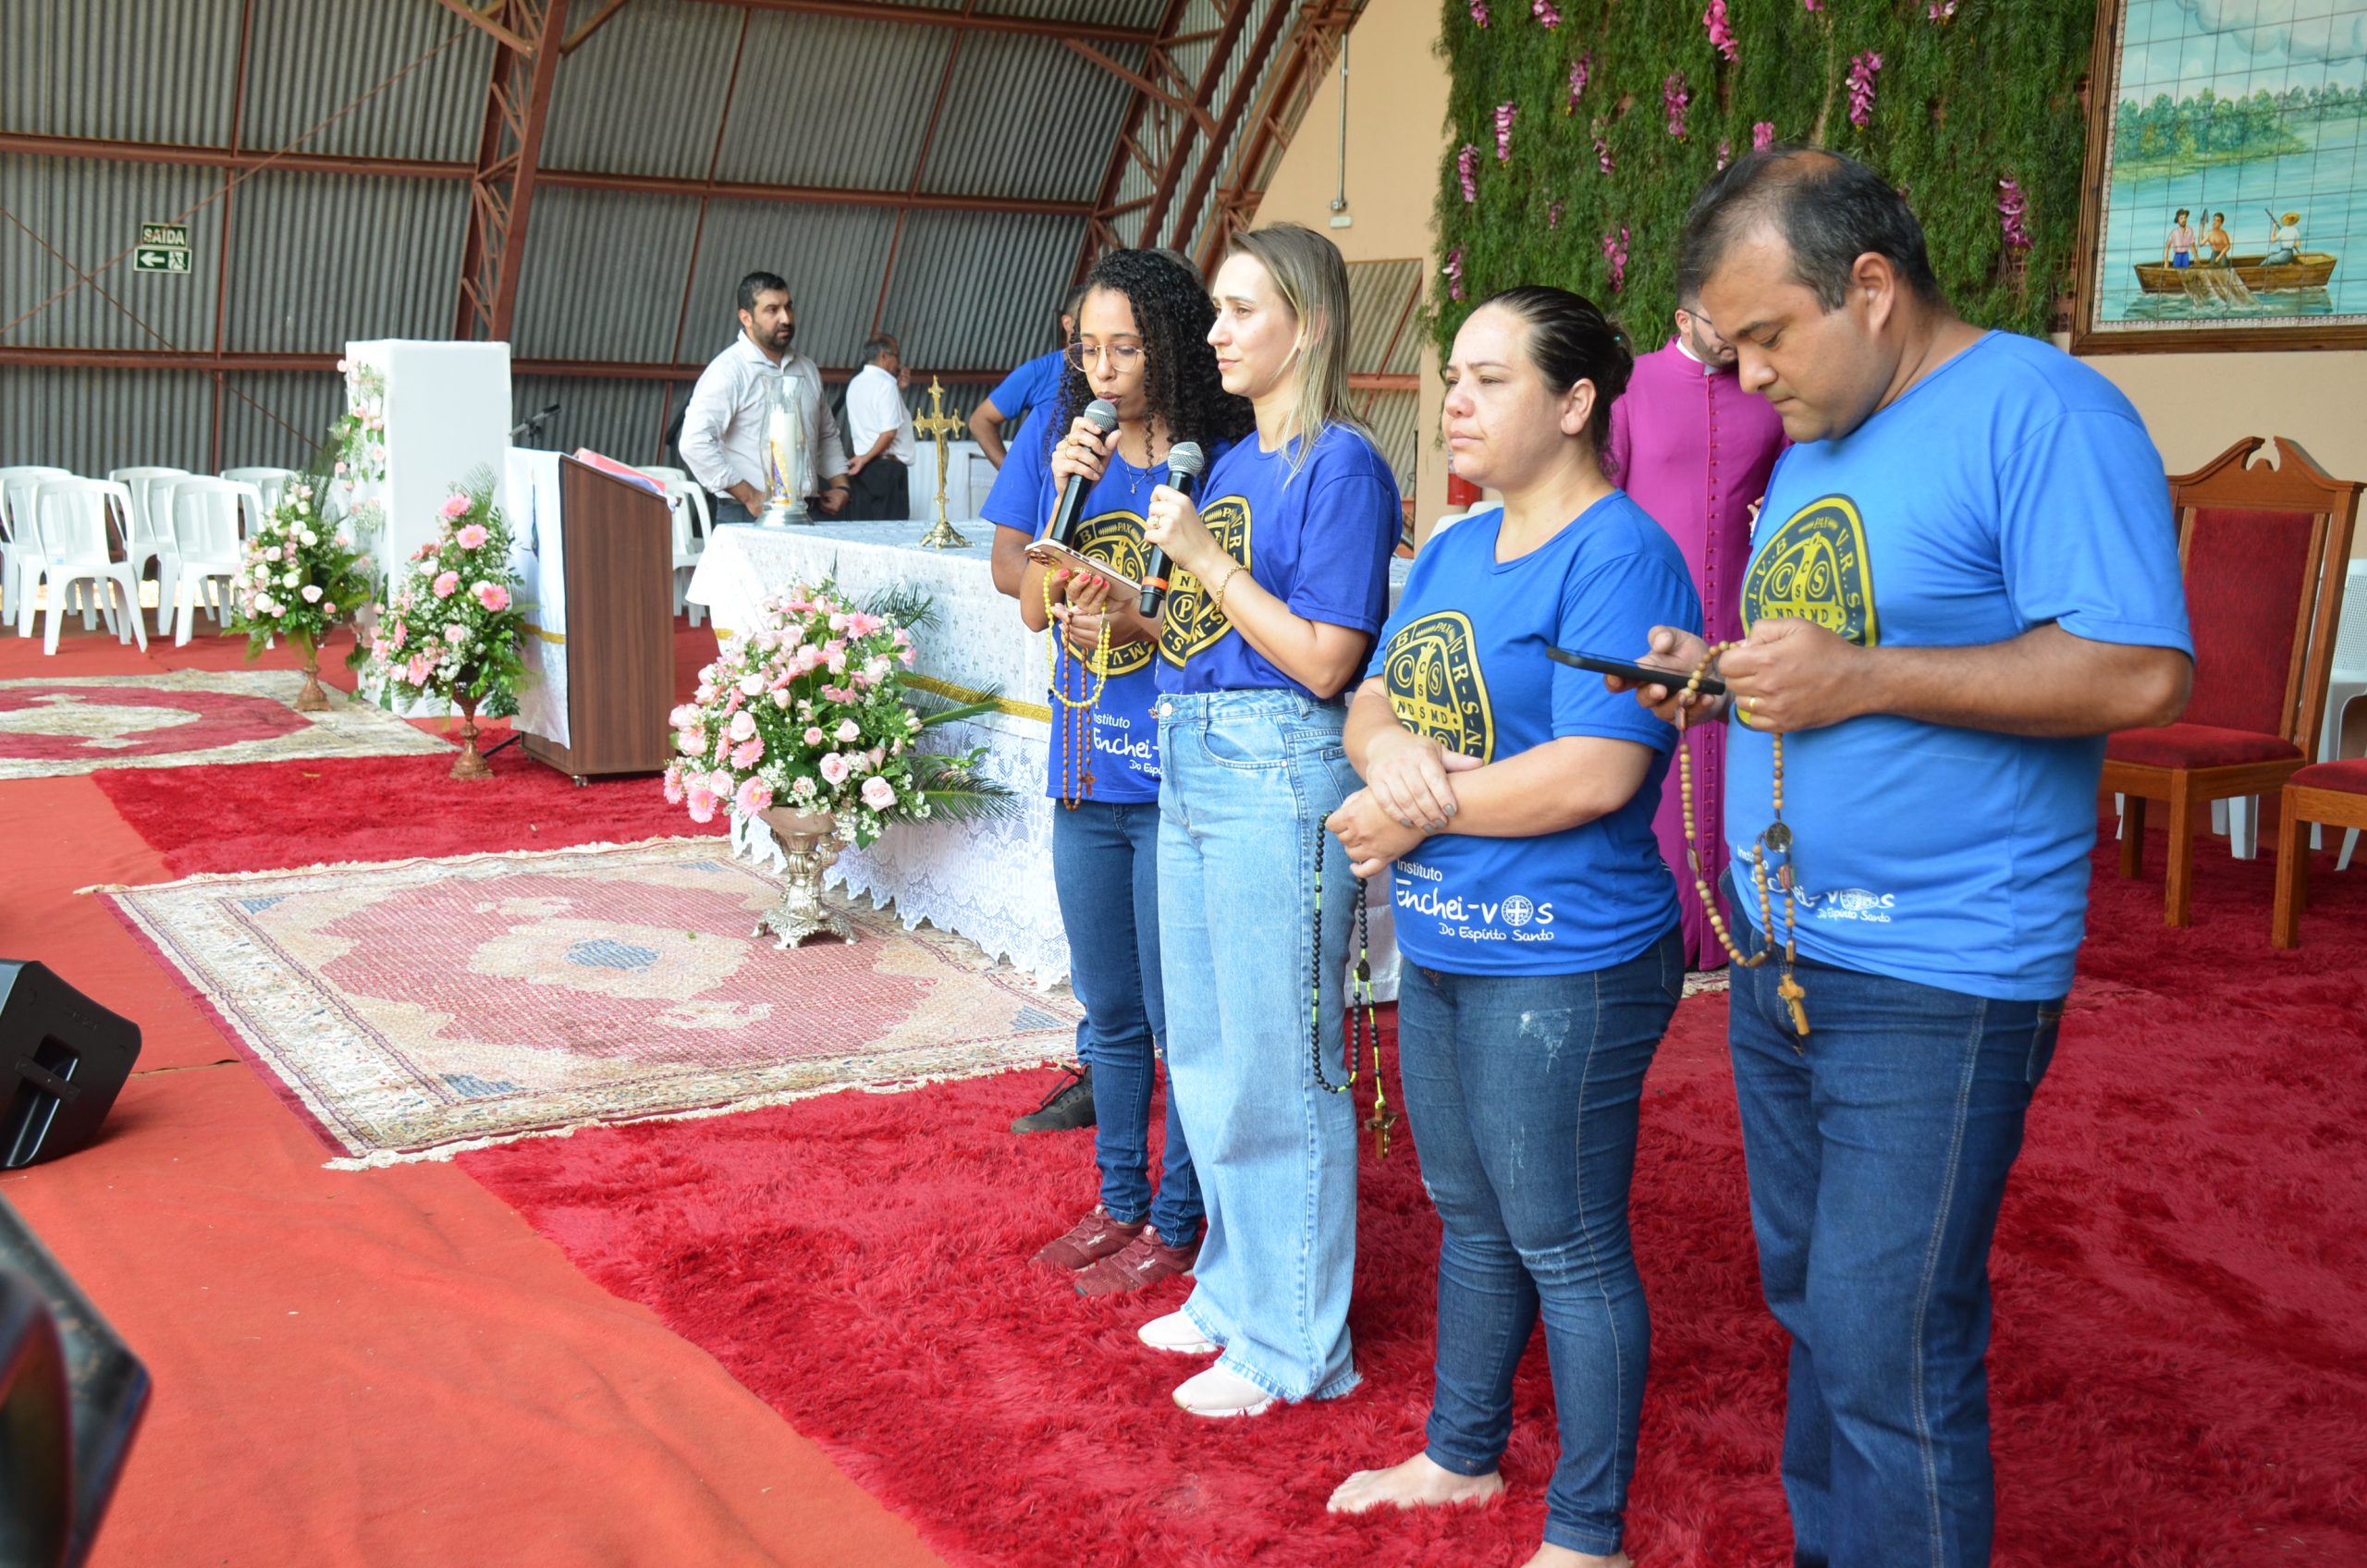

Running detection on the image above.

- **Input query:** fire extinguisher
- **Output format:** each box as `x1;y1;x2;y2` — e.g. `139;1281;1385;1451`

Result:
1446;472;1482;509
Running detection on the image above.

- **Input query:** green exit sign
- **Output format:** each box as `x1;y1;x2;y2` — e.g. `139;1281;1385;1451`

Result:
135;221;190;276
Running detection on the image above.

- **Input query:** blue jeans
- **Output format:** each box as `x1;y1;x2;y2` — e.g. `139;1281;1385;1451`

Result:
1725;879;2064;1568
1156;688;1362;1403
1398;928;1683;1558
1052;798;1202;1246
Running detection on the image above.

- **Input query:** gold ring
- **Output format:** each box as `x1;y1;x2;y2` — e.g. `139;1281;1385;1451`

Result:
1735;702;1756;727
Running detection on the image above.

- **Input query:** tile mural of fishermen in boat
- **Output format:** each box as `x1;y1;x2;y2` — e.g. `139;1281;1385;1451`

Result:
2078;0;2365;347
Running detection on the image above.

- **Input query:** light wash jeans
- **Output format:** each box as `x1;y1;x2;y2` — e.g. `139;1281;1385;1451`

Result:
1155;687;1362;1403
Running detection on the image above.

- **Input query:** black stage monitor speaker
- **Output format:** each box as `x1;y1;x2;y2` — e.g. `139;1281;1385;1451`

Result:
0;963;140;1170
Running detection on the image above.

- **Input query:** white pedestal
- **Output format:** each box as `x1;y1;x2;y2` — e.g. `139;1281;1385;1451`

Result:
343;339;513;585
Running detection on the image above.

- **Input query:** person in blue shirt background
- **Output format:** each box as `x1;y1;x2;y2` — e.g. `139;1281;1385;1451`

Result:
1134;224;1402;1419
987;249;1253;1296
1625;149;2192;1568
983;287;1086;601
1324;287;1700;1568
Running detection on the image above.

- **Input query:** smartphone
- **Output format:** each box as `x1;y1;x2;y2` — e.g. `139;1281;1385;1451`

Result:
1024;539;1143;599
1547;646;1727;698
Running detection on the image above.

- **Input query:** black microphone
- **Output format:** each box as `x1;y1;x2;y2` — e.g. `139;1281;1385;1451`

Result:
1045;398;1121;548
1138;440;1206;619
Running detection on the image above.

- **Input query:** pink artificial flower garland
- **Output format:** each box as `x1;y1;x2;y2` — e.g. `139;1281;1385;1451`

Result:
1703;0;1738;61
1565;53;1592;114
1847;52;1883;128
1997;178;2034;250
1663;72;1691;141
1601;227;1630;293
1458;142;1480;202
1495;102;1517;162
1753;120;1776;152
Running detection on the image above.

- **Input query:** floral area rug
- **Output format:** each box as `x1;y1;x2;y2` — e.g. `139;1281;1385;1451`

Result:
104;838;1080;1164
0;671;448;779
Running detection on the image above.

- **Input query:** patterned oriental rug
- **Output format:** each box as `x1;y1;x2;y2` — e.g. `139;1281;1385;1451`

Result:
0;671;448;779
104;839;1080;1164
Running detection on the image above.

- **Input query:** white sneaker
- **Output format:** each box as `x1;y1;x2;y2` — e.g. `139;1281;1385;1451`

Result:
1135;1310;1220;1355
1173;1365;1275;1419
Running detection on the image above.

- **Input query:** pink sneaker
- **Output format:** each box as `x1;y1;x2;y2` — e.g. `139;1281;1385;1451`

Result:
1033;1207;1144;1271
1073;1231;1200;1297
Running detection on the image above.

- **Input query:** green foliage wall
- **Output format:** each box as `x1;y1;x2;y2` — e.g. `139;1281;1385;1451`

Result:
1429;0;2094;353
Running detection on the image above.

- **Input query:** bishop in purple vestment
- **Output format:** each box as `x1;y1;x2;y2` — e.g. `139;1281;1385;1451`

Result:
1606;302;1786;968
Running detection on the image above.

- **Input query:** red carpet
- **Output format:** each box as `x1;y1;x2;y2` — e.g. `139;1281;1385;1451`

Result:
460;821;2367;1568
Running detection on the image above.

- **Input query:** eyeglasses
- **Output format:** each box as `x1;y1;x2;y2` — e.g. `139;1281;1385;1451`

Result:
1063;342;1146;371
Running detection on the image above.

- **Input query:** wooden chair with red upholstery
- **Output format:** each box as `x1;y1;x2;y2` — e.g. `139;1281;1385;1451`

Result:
2102;435;2360;925
2273;762;2367;947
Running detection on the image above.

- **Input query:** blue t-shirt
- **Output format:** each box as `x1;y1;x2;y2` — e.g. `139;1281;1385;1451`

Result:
987;349;1068;433
982;421;1167;803
1728;330;2192;1001
1367;496;1700;974
1156;424;1402;698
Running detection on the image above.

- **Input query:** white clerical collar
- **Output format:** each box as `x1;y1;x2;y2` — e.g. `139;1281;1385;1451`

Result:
1674;336;1711;371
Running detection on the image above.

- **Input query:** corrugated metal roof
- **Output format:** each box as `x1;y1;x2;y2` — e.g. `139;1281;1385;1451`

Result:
540;0;743;180
1;155;224;350
1361;386;1417;497
225;172;468;353
217;372;342;472
1345;258;1421;373
971;0;1171;27
239;0;493;164
509;374;674;468
710;13;953;191
877;208;1084;371
679;200;900;370
510;186;704;363
918;33;1135;203
0;366;215;476
1;0;241;146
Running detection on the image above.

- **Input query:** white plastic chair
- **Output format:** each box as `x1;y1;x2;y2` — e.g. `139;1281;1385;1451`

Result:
222;467;299;512
0;466;75;632
2310;559;2367;867
27;480;146;655
660;477;709;627
163;479;260;645
106;467;189;620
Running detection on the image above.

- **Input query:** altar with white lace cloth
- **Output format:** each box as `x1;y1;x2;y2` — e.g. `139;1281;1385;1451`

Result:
686;520;1404;996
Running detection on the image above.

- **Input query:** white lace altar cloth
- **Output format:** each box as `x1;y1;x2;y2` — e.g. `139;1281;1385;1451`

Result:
686;521;1410;998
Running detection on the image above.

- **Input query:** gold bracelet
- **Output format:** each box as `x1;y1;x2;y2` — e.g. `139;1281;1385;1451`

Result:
1210;562;1244;617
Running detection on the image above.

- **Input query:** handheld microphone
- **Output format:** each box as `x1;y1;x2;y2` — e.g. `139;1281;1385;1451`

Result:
1138;441;1206;619
1045;399;1121;548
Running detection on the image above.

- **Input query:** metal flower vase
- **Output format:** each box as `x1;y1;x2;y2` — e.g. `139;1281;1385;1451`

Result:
754;807;857;947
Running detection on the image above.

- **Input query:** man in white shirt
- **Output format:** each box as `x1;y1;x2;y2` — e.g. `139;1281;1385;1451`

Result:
842;334;916;521
681;271;850;522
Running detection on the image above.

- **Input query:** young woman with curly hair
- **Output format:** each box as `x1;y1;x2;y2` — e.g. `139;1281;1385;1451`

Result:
983;247;1252;1296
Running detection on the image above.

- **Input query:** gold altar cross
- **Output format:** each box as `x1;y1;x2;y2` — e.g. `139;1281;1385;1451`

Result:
914;377;971;550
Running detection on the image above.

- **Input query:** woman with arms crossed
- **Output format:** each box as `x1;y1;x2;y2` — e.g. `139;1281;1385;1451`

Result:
1326;287;1700;1568
1134;224;1403;1418
994;248;1252;1294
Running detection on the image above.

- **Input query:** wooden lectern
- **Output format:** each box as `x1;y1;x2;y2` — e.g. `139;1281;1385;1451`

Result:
520;457;674;782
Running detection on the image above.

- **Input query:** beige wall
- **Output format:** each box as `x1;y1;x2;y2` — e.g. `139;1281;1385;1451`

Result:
1253;0;1453;528
1252;0;2367;545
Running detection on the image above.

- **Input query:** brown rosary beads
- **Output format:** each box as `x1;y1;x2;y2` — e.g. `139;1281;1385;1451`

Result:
1042;573;1111;807
1675;645;1810;1039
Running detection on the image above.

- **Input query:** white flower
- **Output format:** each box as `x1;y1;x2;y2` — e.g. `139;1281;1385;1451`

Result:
299;530;317;546
835;717;861;743
738;674;764;698
264;545;283;562
283;570;300;587
300;585;324;604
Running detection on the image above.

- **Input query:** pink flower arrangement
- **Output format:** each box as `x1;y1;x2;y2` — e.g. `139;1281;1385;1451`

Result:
1601;227;1630;293
363;479;527;720
456;523;489;550
1458;143;1479;202
432;570;460;599
438;495;471;522
1997;178;2033;250
666;582;1000;850
1565;54;1591;113
1847;52;1882;128
1753;120;1776;151
228;482;374;659
1494;102;1517;162
1704;0;1737;61
1664;72;1691;141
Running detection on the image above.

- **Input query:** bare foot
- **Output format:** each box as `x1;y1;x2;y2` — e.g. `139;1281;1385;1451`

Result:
1327;1451;1505;1515
1519;1544;1631;1568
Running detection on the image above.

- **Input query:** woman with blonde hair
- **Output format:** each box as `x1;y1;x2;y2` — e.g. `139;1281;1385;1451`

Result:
1134;223;1404;1418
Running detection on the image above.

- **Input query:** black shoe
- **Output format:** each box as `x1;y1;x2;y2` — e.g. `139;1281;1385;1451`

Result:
1011;1065;1096;1134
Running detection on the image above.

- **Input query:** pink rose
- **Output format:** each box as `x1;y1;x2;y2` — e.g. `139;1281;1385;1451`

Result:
705;768;736;799
819;753;852;787
433;571;460;599
900;646;917;667
439;494;472;521
731;738;765;768
728;710;758;741
662;767;686;804
835;717;861;743
456;524;488;550
804;727;826;745
472;582;510;612
861;776;897;811
734;777;774;816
